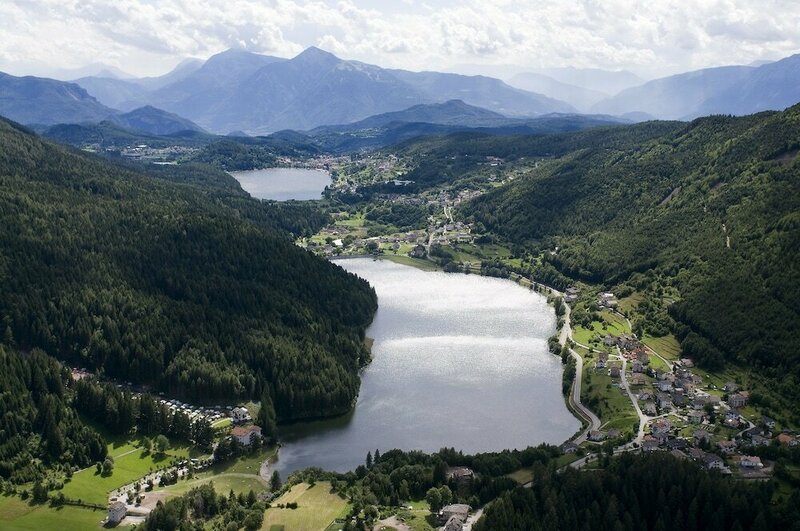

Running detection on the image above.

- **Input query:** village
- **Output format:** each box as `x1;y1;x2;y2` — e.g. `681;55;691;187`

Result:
557;288;794;482
301;153;501;259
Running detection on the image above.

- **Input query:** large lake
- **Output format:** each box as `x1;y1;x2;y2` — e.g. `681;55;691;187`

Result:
270;258;580;476
229;167;330;200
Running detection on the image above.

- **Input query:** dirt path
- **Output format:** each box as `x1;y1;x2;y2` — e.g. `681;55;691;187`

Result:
374;515;412;531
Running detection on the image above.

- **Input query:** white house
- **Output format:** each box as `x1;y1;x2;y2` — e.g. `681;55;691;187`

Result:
107;501;126;526
702;453;725;470
231;407;251;424
737;455;764;468
231;425;262;446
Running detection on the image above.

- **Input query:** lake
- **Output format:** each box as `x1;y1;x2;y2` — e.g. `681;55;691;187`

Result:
269;258;580;476
229;167;330;200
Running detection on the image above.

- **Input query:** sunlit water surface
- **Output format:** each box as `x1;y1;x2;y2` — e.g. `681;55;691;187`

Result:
270;258;579;475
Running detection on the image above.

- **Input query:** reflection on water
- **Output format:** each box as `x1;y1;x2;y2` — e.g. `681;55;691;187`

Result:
270;258;580;475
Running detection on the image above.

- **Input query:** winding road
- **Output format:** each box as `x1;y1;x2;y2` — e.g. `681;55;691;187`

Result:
552;292;601;444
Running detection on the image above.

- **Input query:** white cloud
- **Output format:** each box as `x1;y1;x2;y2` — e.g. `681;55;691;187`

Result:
0;0;798;79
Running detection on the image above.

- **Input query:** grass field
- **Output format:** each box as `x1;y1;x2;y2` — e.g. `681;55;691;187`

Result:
0;496;105;530
380;255;440;271
159;472;267;497
601;415;640;436
648;352;671;372
261;482;349;531
506;468;534;484
334;213;366;227
59;437;191;505
643;334;682;361
394;506;436;531
573;311;631;349
581;367;637;427
217;446;277;475
157;446;277;497
616;292;644;315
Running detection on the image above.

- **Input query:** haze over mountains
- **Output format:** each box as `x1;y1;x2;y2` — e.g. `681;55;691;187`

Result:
591;54;800;119
0;72;115;125
1;47;799;136
72;47;575;134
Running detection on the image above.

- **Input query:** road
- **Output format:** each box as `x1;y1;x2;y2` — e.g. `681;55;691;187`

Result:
617;350;647;444
462;508;484;531
443;204;454;224
553;292;601;444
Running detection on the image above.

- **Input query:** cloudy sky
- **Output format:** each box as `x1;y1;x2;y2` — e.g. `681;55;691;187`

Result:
2;0;799;80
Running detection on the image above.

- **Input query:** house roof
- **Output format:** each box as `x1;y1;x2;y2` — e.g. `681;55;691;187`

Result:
441;504;471;516
231;425;261;437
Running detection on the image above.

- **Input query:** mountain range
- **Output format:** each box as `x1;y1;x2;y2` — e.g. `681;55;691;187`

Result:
63;47;575;134
108;105;206;135
507;72;609;112
591;54;800;119
0;72;115;125
2;48;800;136
306;100;627;152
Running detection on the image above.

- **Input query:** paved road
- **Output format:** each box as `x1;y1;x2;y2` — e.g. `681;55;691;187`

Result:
617;351;647;444
568;347;601;444
462;508;484;531
552;293;601;444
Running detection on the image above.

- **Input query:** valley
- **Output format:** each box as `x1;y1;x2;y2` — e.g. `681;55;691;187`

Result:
0;26;799;530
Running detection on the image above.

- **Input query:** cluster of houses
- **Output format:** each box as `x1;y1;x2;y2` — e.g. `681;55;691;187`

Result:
119;144;196;163
583;332;797;479
628;400;780;479
632;366;795;478
157;398;229;425
430;221;473;247
106;457;214;526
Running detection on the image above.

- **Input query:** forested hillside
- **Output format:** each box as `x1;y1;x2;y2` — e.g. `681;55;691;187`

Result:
456;108;799;400
0;117;377;420
475;453;792;530
0;346;107;483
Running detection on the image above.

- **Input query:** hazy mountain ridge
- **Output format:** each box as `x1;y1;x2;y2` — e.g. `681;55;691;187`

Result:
306;101;627;152
108;105;207;135
507;72;609;111
0;72;116;125
310;99;509;132
592;55;800;119
69;47;575;134
10;48;800;135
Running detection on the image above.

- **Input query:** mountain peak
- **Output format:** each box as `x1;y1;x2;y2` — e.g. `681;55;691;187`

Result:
293;46;339;63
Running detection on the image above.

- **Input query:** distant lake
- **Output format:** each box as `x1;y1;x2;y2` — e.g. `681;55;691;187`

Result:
269;258;579;476
229;167;330;201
